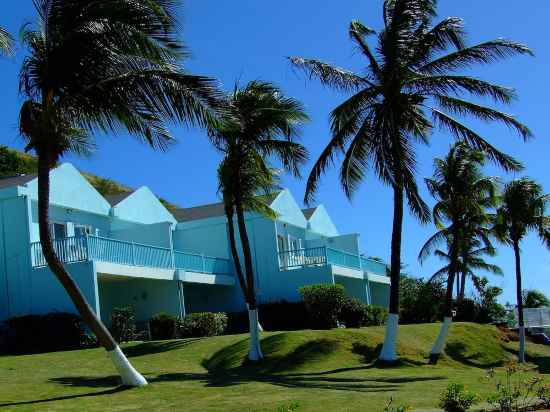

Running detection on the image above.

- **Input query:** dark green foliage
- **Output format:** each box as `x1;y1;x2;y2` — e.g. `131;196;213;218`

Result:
473;277;507;323
340;298;367;328
400;275;445;323
178;312;227;338
0;146;38;177
523;289;550;308
258;301;308;331
339;298;388;328
150;313;178;340
439;383;478;412
110;307;136;343
299;284;346;329
4;313;85;354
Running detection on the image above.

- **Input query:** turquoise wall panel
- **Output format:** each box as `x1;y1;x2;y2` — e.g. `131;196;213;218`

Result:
369;282;390;307
111;186;176;225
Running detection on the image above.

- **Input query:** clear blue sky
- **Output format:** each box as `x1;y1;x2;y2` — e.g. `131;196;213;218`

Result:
1;1;549;304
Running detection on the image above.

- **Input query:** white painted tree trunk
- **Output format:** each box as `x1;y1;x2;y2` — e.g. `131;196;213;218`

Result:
379;313;399;362
246;303;263;331
431;317;452;357
248;309;263;361
518;325;526;363
107;346;148;387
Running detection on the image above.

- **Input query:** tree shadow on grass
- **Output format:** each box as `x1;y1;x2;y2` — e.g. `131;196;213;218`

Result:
123;338;203;358
445;342;504;369
504;346;550;374
0;386;129;408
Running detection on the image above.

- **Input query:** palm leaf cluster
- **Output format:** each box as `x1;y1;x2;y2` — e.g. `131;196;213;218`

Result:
18;0;222;162
213;81;309;304
0;26;13;56
419;142;502;304
291;0;531;215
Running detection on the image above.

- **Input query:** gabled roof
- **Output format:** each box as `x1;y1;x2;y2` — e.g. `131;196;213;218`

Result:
172;201;226;222
104;192;134;206
0;174;36;189
302;207;317;220
174;192;281;223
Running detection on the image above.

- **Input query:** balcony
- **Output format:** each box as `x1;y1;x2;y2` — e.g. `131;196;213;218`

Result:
30;235;233;277
278;246;388;277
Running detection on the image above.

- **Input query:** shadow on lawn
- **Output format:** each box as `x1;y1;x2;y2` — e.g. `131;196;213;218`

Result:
445;342;504;369
123;338;203;358
0;387;129;408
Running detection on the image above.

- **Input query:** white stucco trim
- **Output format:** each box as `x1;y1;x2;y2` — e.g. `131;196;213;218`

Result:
331;265;364;279
366;273;392;285
95;262;175;280
178;270;235;286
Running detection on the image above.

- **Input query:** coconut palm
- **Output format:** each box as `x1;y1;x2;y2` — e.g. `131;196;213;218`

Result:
18;0;221;386
213;81;308;361
0;26;13;56
290;0;531;361
493;178;550;362
419;143;500;362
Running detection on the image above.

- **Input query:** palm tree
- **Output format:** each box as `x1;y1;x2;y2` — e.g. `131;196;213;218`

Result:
18;0;221;386
0;26;13;56
494;178;550;362
213;81;308;361
419;143;500;362
290;0;531;361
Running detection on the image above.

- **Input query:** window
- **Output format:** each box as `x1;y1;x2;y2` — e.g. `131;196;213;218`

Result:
74;224;93;237
50;222;67;239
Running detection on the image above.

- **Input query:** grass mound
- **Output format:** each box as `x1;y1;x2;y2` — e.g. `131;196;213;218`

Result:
205;323;511;374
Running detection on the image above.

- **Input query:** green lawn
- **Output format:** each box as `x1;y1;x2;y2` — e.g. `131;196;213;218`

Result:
0;323;548;411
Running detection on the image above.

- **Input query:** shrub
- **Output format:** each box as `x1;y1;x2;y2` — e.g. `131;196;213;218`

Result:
340;298;368;328
299;284;346;329
365;305;388;326
439;383;478;412
400;275;445;324
110;306;136;343
486;363;545;412
5;312;85;354
150;313;177;340
178;312;227;338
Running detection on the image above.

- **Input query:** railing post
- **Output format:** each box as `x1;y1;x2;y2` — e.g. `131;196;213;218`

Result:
201;253;206;273
84;234;89;261
131;241;136;266
323;246;328;265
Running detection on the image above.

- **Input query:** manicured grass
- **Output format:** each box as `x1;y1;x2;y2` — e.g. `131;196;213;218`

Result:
0;323;548;411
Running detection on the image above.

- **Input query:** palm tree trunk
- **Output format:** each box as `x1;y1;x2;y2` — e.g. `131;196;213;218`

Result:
458;269;466;303
513;240;526;363
37;150;147;386
235;201;263;361
379;183;403;362
430;233;459;364
226;209;248;295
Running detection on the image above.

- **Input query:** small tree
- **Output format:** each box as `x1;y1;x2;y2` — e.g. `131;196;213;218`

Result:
213;81;308;361
494;179;550;362
523;289;550;308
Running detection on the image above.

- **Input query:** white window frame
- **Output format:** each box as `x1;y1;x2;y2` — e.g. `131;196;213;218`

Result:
50;222;67;239
74;224;93;237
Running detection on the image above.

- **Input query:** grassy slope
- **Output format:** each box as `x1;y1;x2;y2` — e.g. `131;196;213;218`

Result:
0;323;548;412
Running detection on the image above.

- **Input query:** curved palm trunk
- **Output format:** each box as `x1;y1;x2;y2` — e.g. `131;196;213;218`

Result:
379;184;403;362
458;269;466;303
37;152;146;387
513;241;526;363
235;202;263;361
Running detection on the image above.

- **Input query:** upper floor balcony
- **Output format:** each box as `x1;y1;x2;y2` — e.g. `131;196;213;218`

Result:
278;246;389;281
30;235;234;281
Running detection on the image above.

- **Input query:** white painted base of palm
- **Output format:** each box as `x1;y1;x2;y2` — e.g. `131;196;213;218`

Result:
379;313;399;362
519;325;526;363
107;346;148;387
431;317;452;357
248;309;264;361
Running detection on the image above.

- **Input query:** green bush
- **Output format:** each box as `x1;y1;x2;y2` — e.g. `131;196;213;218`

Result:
365;305;388;326
340;298;367;328
178;312;227;338
299;284;346;329
149;313;177;340
439;383;478;412
110;307;136;343
5;313;86;354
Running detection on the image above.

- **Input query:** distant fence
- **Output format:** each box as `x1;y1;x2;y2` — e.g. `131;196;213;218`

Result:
515;307;550;329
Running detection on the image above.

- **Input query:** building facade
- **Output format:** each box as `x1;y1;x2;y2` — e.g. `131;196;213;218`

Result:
0;163;390;326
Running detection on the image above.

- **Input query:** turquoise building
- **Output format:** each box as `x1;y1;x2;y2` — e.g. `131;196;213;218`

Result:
0;163;390;325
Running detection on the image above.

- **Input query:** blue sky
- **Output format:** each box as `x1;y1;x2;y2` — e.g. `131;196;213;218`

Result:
1;1;549;303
